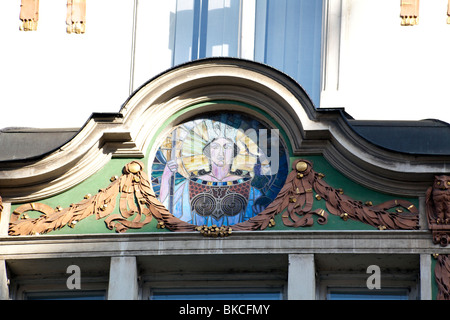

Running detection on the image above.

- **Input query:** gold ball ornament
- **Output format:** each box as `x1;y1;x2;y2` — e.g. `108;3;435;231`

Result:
128;162;142;174
296;161;308;172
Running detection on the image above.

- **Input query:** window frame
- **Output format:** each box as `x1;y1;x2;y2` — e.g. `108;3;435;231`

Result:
13;281;109;300
23;290;107;300
140;271;287;300
148;287;284;300
169;0;324;107
317;273;419;300
326;287;411;300
171;0;244;65
7;257;110;300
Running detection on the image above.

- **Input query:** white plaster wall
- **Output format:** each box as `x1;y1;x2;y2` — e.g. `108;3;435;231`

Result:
328;0;450;123
1;0;449;130
0;0;134;129
132;0;176;92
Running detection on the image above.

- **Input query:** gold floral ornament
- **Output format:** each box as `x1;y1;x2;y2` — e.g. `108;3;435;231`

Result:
9;161;197;236
19;0;39;31
400;0;420;26
448;0;450;24
66;0;86;34
232;159;419;231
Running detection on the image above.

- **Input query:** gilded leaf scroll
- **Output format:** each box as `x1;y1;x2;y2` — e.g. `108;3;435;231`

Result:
435;254;450;300
232;159;419;231
9;161;197;236
8;159;419;236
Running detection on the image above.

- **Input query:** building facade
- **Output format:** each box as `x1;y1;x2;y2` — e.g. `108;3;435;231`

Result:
1;58;450;300
1;0;450;301
2;0;450;130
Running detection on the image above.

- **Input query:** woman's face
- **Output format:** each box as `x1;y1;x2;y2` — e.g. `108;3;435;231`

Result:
209;138;235;167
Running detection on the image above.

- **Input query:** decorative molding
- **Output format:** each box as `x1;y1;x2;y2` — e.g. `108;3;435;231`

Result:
8;159;419;237
448;0;450;24
400;0;420;26
426;176;450;246
0;231;439;261
232;159;418;232
0;196;3;222
9;161;196;236
0;199;10;236
0;59;449;204
19;0;39;31
66;0;86;34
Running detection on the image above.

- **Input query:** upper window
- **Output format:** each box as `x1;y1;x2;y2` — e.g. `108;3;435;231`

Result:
150;289;283;300
327;288;410;300
254;0;323;106
170;0;323;106
171;0;242;65
24;291;106;300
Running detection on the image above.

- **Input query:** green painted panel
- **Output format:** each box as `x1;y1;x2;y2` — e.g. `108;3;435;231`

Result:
10;155;418;234
431;256;438;300
271;155;420;231
11;158;171;235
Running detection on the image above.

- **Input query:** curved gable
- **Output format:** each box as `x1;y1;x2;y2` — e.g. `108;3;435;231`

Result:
0;58;448;203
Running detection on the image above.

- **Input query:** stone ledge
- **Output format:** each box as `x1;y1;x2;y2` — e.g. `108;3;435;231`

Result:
0;230;441;260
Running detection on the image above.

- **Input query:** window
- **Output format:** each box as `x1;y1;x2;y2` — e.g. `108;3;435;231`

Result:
150;288;283;300
254;0;323;106
139;254;287;301
169;0;323;106
8;257;110;300
327;288;410;300
319;274;418;300
171;0;242;66
24;290;106;300
316;254;420;300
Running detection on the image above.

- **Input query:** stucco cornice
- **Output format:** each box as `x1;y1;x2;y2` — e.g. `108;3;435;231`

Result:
0;230;442;260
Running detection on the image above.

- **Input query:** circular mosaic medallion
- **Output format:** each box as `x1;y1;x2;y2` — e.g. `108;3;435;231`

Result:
150;112;289;227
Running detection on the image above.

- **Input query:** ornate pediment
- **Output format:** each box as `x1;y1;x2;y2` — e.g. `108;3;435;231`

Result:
0;59;447;242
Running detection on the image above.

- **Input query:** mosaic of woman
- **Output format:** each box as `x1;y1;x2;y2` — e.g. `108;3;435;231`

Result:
151;114;288;227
